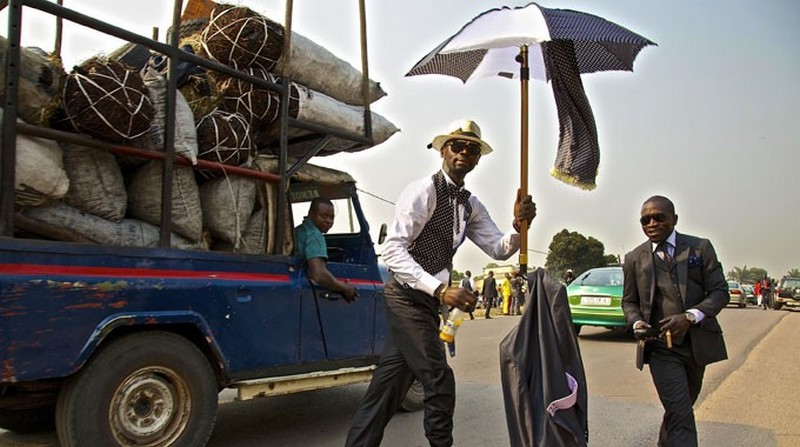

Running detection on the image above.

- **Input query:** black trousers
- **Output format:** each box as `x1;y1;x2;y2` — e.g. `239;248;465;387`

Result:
345;277;455;447
484;295;495;316
647;337;705;447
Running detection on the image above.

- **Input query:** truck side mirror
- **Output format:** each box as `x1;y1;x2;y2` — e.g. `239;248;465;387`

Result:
378;223;388;245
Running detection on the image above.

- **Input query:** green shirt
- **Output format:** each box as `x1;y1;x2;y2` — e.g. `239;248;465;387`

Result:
295;217;328;261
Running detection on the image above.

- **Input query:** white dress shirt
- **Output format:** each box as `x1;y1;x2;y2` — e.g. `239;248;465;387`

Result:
382;170;520;297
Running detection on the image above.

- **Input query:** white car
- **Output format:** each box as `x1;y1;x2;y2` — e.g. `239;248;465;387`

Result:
741;284;756;305
727;281;747;308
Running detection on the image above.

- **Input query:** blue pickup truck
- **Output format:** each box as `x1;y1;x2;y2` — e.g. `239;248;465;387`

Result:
0;159;419;446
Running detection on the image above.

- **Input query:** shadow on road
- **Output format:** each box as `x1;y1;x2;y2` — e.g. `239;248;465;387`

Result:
577;327;634;344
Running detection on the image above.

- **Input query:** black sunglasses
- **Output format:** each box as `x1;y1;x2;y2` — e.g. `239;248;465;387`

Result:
447;140;481;156
639;213;668;226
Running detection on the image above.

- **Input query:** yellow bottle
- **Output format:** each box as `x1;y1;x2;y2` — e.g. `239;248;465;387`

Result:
439;308;465;343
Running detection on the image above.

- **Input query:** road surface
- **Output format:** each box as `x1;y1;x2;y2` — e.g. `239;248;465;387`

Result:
2;305;797;446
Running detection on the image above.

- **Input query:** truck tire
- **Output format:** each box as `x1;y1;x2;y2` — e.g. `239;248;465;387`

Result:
0;406;55;433
398;379;424;412
55;331;218;447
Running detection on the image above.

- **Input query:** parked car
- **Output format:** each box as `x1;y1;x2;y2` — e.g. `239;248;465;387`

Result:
727;281;747;308
566;266;627;335
742;283;756;305
774;276;800;310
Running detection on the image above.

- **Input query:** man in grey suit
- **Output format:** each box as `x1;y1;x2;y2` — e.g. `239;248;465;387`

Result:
622;195;728;447
481;270;498;318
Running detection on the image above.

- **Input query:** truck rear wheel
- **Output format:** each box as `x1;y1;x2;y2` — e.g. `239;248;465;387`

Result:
55;331;218;447
399;378;424;412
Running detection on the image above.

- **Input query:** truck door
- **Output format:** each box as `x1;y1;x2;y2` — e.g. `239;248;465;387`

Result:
293;192;381;362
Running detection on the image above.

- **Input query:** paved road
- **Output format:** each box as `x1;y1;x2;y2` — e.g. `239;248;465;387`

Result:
2;306;797;446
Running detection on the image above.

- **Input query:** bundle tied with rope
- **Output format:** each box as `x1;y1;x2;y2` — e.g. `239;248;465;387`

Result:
198;3;386;106
62;57;154;144
216;67;282;128
178;23;223;119
195;110;253;179
200;4;284;73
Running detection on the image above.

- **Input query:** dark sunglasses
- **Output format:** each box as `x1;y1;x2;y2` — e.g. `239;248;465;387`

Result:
447;140;481;156
639;213;668;226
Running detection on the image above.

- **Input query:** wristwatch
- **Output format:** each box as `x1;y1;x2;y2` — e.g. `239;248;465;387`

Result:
684;311;697;324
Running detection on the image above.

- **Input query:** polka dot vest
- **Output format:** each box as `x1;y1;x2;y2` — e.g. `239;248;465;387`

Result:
408;171;472;275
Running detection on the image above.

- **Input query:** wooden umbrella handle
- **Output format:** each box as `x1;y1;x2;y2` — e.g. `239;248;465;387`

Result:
518;45;530;275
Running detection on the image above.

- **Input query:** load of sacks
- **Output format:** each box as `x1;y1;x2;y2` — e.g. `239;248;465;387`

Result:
5;2;396;253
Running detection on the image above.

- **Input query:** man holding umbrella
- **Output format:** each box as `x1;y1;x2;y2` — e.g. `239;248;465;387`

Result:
345;120;536;447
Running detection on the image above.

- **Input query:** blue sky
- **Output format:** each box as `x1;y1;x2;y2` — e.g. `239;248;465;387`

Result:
4;0;798;278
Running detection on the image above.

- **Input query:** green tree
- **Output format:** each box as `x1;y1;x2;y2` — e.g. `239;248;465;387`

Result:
727;266;768;283
787;268;800;277
604;254;620;266
545;229;608;278
451;269;463;282
485;262;499;269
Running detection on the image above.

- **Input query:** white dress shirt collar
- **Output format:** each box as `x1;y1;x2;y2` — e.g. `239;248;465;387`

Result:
651;230;677;256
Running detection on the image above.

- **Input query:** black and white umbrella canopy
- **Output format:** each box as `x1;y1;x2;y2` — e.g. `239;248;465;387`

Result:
407;2;656;82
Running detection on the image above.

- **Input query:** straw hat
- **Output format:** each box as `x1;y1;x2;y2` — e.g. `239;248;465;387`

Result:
429;119;493;155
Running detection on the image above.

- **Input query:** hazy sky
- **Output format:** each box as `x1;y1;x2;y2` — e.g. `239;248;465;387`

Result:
4;0;798;278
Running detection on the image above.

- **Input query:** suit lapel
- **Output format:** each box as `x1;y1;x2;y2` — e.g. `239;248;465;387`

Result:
637;242;656;310
675;233;689;302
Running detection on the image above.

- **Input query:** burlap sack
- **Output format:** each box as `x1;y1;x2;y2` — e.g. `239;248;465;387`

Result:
62;143;127;222
276;31;386;106
18;201;207;250
199;175;256;246
214;207;267;254
139;66;199;164
0;109;69;207
256;83;398;155
127;161;203;241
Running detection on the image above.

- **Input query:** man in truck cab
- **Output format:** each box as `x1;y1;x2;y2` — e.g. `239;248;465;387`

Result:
345;119;537;447
295;197;358;302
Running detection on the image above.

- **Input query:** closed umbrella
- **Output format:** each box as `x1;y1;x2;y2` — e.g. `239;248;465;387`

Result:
499;267;588;446
406;2;655;273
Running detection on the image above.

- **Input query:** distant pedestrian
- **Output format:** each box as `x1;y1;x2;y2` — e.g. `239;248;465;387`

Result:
481;271;498;319
460;270;476;320
500;272;512;315
564;268;576;285
760;277;771;310
511;270;525;315
754;280;762;306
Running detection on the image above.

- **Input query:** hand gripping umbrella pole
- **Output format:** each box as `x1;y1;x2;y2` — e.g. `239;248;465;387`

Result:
517;45;529;276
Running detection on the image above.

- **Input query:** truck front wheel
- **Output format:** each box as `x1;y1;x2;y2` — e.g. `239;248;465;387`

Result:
55;331;218;447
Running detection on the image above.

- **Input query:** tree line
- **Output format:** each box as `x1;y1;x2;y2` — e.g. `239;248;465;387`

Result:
726;266;800;284
454;228;619;281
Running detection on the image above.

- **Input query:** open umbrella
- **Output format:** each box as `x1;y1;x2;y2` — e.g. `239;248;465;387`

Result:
406;2;655;273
